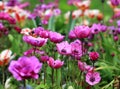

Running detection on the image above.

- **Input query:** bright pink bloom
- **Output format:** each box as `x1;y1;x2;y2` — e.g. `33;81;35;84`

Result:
110;0;120;6
89;52;99;61
70;39;82;55
91;23;101;34
86;71;101;85
23;35;47;47
56;41;72;55
34;27;49;38
70;40;83;60
49;31;64;43
47;57;64;69
8;56;42;81
73;25;91;39
68;30;77;39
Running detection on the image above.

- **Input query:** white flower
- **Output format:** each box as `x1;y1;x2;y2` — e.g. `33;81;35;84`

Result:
0;49;15;65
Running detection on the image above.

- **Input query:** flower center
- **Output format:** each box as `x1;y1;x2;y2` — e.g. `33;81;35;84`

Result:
94;29;98;32
61;49;66;53
90;77;95;82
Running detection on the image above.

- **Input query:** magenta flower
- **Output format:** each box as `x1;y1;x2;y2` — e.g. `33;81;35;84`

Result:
40;55;49;62
73;25;91;39
23;35;47;47
8;56;42;81
34;27;49;38
100;24;107;32
68;30;77;39
47;57;64;69
89;52;99;61
78;61;93;72
70;40;83;60
0;12;16;24
49;31;64;43
70;39;82;55
91;23;101;34
56;41;72;55
86;71;101;85
110;0;120;6
24;48;45;56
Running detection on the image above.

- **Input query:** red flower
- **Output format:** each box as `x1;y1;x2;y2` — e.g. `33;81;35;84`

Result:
89;52;99;61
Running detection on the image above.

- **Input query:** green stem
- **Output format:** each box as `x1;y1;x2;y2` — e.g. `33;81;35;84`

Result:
2;66;5;87
44;63;46;85
52;68;54;88
23;79;26;89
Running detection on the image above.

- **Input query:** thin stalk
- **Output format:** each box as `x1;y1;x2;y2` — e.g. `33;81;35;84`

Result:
52;68;54;88
2;66;5;87
44;63;46;85
23;79;26;89
56;69;57;83
102;0;105;23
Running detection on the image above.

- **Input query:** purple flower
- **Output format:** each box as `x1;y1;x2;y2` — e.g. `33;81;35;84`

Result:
117;20;120;27
91;23;101;34
86;71;101;85
40;55;49;62
0;12;16;24
53;8;61;16
70;40;83;60
47;57;64;69
8;56;42;81
34;27;49;38
7;0;20;6
49;31;64;43
100;24;107;32
78;61;93;72
23;35;47;47
24;48;45;56
56;41;72;55
73;25;91;39
110;0;120;6
68;30;77;39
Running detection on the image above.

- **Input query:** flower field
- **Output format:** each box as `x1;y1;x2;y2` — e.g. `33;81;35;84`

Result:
0;0;120;89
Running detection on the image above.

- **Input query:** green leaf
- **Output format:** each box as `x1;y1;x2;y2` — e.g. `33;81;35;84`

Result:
33;16;42;27
48;15;55;31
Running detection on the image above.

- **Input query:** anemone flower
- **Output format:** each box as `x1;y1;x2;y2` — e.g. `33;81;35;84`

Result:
86;71;101;86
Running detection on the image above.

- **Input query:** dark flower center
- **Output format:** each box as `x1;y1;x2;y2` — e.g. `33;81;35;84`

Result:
94;29;98;32
61;49;66;53
90;77;95;82
73;49;79;53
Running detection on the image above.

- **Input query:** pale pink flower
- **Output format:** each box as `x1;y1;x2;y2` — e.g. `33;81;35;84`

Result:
86;71;101;85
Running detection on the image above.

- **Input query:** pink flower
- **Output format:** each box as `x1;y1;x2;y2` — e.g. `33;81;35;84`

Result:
70;39;82;55
110;0;120;6
73;25;91;39
56;41;72;55
8;56;42;81
49;31;64;43
40;55;49;62
70;40;83;60
86;71;101;85
23;35;47;47
47;57;64;69
91;23;101;34
34;27;49;38
68;30;77;39
24;48;45;56
78;61;93;72
0;49;15;66
89;52;99;61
